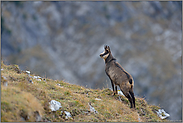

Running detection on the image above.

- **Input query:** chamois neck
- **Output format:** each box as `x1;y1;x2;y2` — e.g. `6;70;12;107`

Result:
105;53;116;64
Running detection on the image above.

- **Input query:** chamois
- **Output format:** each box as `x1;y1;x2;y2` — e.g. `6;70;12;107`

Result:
100;45;135;108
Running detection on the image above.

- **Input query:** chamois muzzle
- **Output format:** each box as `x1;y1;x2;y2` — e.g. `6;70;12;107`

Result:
100;54;103;57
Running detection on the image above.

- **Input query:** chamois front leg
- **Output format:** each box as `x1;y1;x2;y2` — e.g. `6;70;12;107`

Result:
115;85;117;95
110;80;116;96
107;74;116;96
111;82;118;96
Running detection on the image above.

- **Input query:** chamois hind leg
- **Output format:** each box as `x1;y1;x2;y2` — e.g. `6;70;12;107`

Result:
127;93;133;108
129;90;135;108
123;91;133;108
120;85;133;108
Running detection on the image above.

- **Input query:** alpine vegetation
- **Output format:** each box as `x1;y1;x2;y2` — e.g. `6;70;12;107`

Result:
1;61;169;122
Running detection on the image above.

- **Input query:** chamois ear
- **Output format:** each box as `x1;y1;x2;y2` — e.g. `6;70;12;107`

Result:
107;46;110;52
104;45;108;50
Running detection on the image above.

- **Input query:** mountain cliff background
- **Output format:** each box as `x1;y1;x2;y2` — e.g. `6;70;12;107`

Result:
1;1;182;120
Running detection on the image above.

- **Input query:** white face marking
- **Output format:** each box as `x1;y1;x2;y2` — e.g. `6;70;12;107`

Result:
103;53;109;59
100;50;109;60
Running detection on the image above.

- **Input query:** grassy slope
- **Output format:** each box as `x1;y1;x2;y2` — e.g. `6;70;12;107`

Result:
1;62;167;122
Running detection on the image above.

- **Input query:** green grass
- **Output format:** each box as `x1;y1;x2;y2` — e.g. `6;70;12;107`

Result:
1;61;167;122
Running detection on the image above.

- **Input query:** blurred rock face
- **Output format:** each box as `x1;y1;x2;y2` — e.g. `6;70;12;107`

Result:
1;1;182;120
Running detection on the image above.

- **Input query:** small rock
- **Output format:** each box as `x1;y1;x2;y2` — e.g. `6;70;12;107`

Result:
95;98;101;101
26;70;30;74
34;111;42;122
88;102;98;114
1;68;3;71
49;100;62;111
156;109;170;119
34;76;42;79
34;76;42;81
26;70;31;76
60;111;73;120
65;111;72;119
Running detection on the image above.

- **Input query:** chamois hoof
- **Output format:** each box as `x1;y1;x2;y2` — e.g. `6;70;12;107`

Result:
112;92;117;96
130;105;136;109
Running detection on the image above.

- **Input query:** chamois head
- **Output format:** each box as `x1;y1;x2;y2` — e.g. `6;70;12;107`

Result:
100;45;111;60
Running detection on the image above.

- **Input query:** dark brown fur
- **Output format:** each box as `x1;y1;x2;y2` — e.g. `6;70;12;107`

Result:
100;45;135;108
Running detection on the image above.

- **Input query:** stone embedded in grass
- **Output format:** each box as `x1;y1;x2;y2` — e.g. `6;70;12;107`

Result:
65;111;72;119
26;70;30;74
34;76;42;81
61;111;73;119
95;98;101;101
34;111;42;122
49;100;62;111
26;70;31;76
88;102;98;114
34;76;41;79
156;109;170;119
